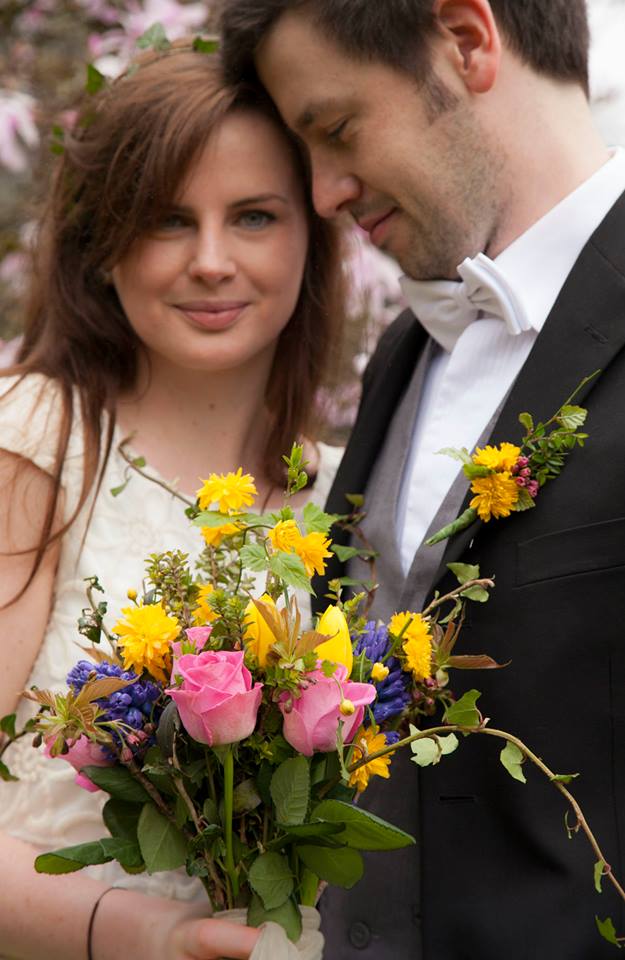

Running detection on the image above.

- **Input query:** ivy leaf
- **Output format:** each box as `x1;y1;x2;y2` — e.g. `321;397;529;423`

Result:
558;405;587;431
500;742;527;783
550;772;579;784
595;860;606;894
136;22;171;51
447;563;480;585
444;690;481;728
86;63;105;95
137;803;188;873
240;544;269;573
192;36;219;54
461;585;490;602
595;916;622;948
411;732;458;767
270;756;310;826
110;480;129;498
248;852;294;911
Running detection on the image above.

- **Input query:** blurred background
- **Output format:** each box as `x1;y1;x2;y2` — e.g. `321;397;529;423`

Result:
1;0;624;435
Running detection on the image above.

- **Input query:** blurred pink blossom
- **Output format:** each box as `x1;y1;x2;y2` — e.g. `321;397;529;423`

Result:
0;91;39;173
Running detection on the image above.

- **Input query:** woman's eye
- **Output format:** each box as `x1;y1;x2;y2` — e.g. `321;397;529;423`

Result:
158;212;188;230
326;119;348;144
237;210;275;230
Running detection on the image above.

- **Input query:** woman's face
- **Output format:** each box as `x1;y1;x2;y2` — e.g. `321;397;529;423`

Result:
112;110;309;377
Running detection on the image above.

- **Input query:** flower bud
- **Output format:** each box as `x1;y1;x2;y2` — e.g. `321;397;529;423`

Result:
371;662;389;682
340;699;356;716
126;588;138;601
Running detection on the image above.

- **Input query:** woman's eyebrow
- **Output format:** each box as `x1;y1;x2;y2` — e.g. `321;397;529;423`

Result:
230;193;289;207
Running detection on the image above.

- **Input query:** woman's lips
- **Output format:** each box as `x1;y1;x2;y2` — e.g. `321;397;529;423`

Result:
174;301;249;331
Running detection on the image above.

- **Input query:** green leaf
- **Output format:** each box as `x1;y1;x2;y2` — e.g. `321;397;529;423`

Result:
302;503;336;535
269;553;312;593
247;893;302;943
270;756;310;826
461;585;490;603
595;916;622;948
311;800;415;851
136;22;171;51
410;732;459;767
500;742;527;783
444;689;482;728
110;481;129;498
595;860;606;894
86;63;105;95
296;844;363;888
462;464;491;481
240;544;269;573
426;507;478;546
435;446;473;465
331;544;375;563
271;821;344;848
550;772;579;784
137;803;188;873
82;765;151;803
511;486;536;513
193;510;243;528
447;563;480;585
344;493;364;508
248;852;294;910
192;37;220;53
0;759;18;782
518;412;534;433
35;840;113;875
558;405;587;431
233;778;262;815
99;837;144;870
0;713;17;739
102;799;142;841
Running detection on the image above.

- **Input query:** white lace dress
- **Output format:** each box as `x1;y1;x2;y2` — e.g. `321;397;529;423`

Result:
0;373;343;902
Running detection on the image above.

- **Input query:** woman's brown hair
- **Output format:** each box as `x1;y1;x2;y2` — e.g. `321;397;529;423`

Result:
2;45;344;596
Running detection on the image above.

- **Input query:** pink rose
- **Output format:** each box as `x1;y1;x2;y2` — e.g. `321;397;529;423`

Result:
280;665;376;756
171;625;212;659
167;650;263;746
45;734;113;793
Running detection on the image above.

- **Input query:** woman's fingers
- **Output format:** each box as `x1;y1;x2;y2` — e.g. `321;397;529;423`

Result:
182;917;261;959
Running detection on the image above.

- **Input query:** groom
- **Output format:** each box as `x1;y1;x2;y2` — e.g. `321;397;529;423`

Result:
220;1;625;956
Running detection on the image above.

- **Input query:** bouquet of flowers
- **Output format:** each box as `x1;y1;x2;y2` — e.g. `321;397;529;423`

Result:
0;446;499;956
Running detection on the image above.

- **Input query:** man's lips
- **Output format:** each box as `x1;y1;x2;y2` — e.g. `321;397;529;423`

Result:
357;208;398;247
174;300;249;330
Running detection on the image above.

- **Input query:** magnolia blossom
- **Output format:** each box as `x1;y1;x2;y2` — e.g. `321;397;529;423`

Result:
0;90;39;173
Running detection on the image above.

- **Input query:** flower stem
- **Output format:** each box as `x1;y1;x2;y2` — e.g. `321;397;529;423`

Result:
223;747;239;903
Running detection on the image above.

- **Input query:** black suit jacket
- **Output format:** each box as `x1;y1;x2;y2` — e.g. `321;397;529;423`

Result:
315;190;625;959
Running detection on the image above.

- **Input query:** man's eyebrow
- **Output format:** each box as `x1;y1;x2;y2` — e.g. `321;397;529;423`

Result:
294;99;346;132
230;193;289;207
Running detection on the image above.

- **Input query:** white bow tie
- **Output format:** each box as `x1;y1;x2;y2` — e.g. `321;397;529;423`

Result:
400;252;532;352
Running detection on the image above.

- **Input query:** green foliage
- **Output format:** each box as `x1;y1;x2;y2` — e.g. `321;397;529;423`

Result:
85;63;105;95
247;893;302;943
35;837;142;874
595;860;606;894
410;731;459;768
500;742;527;784
296;844;363;887
102;799;143;841
192;37;219;54
310;800;415;851
269;553;312;593
240;544;269;572
596;916;622;948
82;765;151;803
136;22;171;52
302;502;337;535
271;757;310;826
426;507;478;546
444;690;482;728
137;804;188;873
248;852;294;910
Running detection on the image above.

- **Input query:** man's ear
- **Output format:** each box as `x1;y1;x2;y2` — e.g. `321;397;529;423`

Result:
433;0;501;94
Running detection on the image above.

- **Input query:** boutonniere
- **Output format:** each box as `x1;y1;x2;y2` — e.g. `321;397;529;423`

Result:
427;373;597;546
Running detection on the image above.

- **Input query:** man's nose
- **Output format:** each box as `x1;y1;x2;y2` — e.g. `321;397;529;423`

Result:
311;164;361;219
188;228;237;283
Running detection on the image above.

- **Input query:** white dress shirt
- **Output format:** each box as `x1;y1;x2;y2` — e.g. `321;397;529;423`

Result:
397;146;625;574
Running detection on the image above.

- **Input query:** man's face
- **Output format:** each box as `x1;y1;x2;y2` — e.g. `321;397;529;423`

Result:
257;9;507;280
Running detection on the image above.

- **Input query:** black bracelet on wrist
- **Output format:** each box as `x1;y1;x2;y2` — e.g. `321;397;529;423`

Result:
87;886;116;960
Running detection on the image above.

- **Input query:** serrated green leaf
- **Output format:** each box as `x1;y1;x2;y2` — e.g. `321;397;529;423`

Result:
596;916;622;947
310;800;415;851
248;852;294;910
269;553;312;593
436;446;473;465
447;563;480;585
193;510;244;528
270;756;310;826
302;503;336;535
444;690;481;728
137;804;188;873
331;544;376;563
82;765;151;803
240;544;269;572
102;799;142;841
247;893;302;943
86;63;105;95
296;844;363;887
511;486;536;513
595;860;606;894
558;405;587;431
500;741;526;783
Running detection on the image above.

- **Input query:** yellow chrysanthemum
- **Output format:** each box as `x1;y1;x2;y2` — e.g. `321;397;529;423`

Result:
348;725;394;794
472;442;521;472
390;611;433;682
113;602;180;683
201;520;240;548
268;519;301;553
196;468;257;514
193;583;218;625
293;531;333;577
470;471;519;522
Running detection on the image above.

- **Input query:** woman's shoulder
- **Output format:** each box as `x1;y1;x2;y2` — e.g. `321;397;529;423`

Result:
0;372;74;475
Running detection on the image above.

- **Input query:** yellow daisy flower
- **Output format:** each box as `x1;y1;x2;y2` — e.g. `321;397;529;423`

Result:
470;471;519;522
113;602;180;683
389;612;433;682
196;468;257;514
293;531;333;577
472;442;521;472
193;583;218;625
348;725;394;793
201;520;240;548
268;519;301;553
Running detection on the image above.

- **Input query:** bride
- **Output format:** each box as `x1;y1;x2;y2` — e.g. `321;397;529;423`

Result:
0;45;344;960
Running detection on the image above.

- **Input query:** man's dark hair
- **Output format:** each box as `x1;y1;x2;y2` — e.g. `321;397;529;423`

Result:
220;0;589;95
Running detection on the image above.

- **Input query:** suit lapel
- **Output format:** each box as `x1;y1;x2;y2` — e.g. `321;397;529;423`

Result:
431;189;625;587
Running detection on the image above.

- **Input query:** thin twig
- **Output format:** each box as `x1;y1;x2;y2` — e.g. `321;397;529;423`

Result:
117;438;195;507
